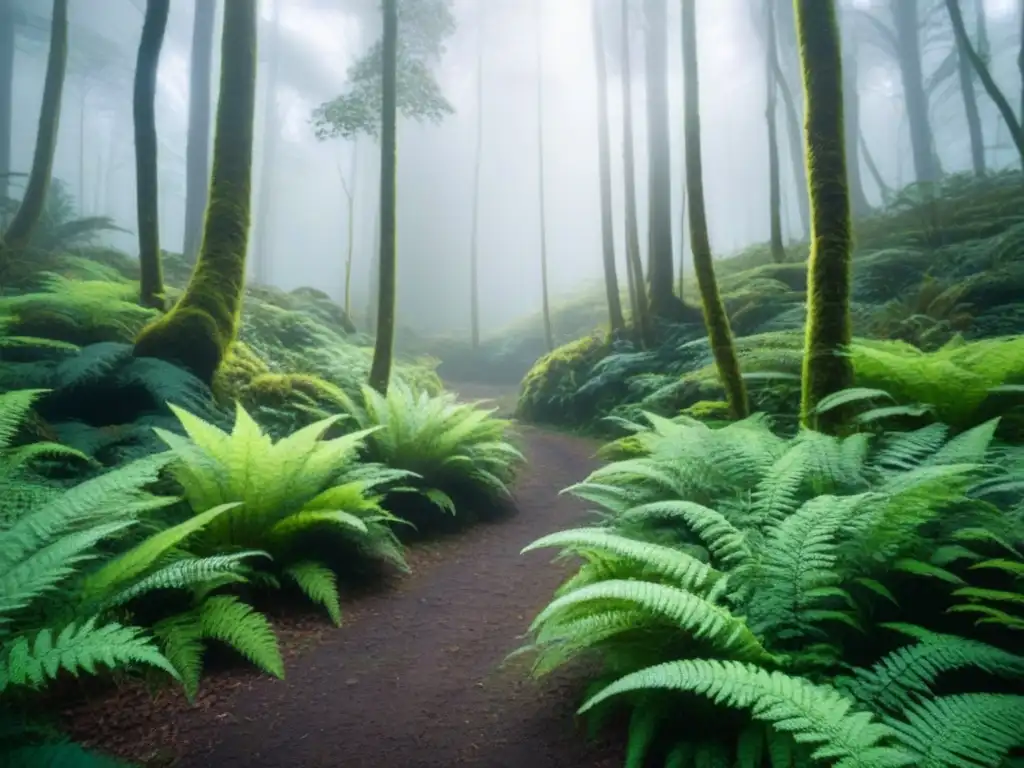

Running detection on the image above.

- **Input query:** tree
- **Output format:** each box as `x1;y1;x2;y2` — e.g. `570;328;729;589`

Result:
681;0;747;421
535;0;554;353
368;0;399;394
252;0;282;285
764;0;786;263
0;0;67;277
945;0;1024;167
134;0;258;385
620;0;652;348
891;0;941;183
183;0;216;264
0;2;14;205
469;5;484;349
337;142;358;316
592;0;625;336
642;0;679;318
794;0;855;433
133;0;169;310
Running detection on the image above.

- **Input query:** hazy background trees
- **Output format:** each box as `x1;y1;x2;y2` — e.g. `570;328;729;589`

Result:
3;0;1023;338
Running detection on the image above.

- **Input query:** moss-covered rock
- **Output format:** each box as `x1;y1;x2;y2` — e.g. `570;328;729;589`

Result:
516;333;610;424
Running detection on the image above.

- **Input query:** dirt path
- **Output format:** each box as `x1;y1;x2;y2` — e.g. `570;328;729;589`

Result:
154;426;619;768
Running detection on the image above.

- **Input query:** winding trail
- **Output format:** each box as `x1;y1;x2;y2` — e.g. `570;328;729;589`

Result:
161;424;620;767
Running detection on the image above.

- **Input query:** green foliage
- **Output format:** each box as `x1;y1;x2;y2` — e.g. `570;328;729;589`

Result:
510;171;1024;434
155;402;410;621
337;382;523;531
520;413;1024;765
310;0;455;140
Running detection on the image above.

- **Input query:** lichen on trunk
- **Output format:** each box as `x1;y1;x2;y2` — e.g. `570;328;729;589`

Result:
133;0;258;385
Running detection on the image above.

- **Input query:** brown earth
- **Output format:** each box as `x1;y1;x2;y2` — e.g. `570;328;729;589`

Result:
63;421;623;768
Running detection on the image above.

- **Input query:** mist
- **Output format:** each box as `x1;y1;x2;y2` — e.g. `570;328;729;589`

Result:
7;0;1024;337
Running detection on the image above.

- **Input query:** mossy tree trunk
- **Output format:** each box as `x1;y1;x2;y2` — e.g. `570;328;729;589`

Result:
764;0;786;264
469;10;484;349
183;0;215;265
535;0;554;353
794;0;855;433
945;0;1024;168
0;0;67;275
620;0;652;348
681;0;748;421
0;1;14;207
133;0;258;385
892;0;940;184
642;0;681;319
134;0;170;311
591;0;624;337
368;0;399;394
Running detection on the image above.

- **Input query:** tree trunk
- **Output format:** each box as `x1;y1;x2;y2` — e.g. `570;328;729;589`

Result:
134;0;170;310
842;49;871;217
956;10;986;176
339;141;358;316
946;0;1024;168
535;0;554;353
252;0;281;285
642;0;678;318
775;65;809;238
133;0;258;385
183;0;216;264
0;0;68;272
366;190;380;331
368;0;399;394
0;1;13;206
860;130;891;204
1019;0;1023;121
469;11;484;348
592;0;625;335
891;0;940;183
620;0;652;348
795;0;855;434
677;174;686;297
681;0;747;420
765;0;786;263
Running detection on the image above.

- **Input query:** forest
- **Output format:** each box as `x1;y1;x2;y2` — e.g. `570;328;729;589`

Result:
1;0;1023;766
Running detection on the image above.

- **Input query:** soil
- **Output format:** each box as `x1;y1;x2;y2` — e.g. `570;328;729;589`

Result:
62;420;623;768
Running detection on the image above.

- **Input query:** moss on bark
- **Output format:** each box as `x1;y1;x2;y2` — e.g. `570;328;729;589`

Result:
681;0;748;421
133;0;257;385
794;0;855;433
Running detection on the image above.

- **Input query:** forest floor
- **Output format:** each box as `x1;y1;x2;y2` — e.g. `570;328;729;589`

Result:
61;385;621;768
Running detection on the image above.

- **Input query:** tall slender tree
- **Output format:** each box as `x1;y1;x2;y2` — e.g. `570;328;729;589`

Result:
134;0;170;310
134;0;258;385
620;0;652;348
0;0;67;275
252;0;282;284
0;1;14;206
794;0;855;433
469;6;484;349
535;0;554;352
336;142;358;317
891;0;940;183
368;0;399;393
764;0;786;264
953;0;986;175
183;0;216;264
642;0;678;318
946;0;1024;167
681;0;747;420
592;0;625;335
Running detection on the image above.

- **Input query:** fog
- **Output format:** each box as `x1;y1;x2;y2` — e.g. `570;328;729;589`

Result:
6;0;1024;337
